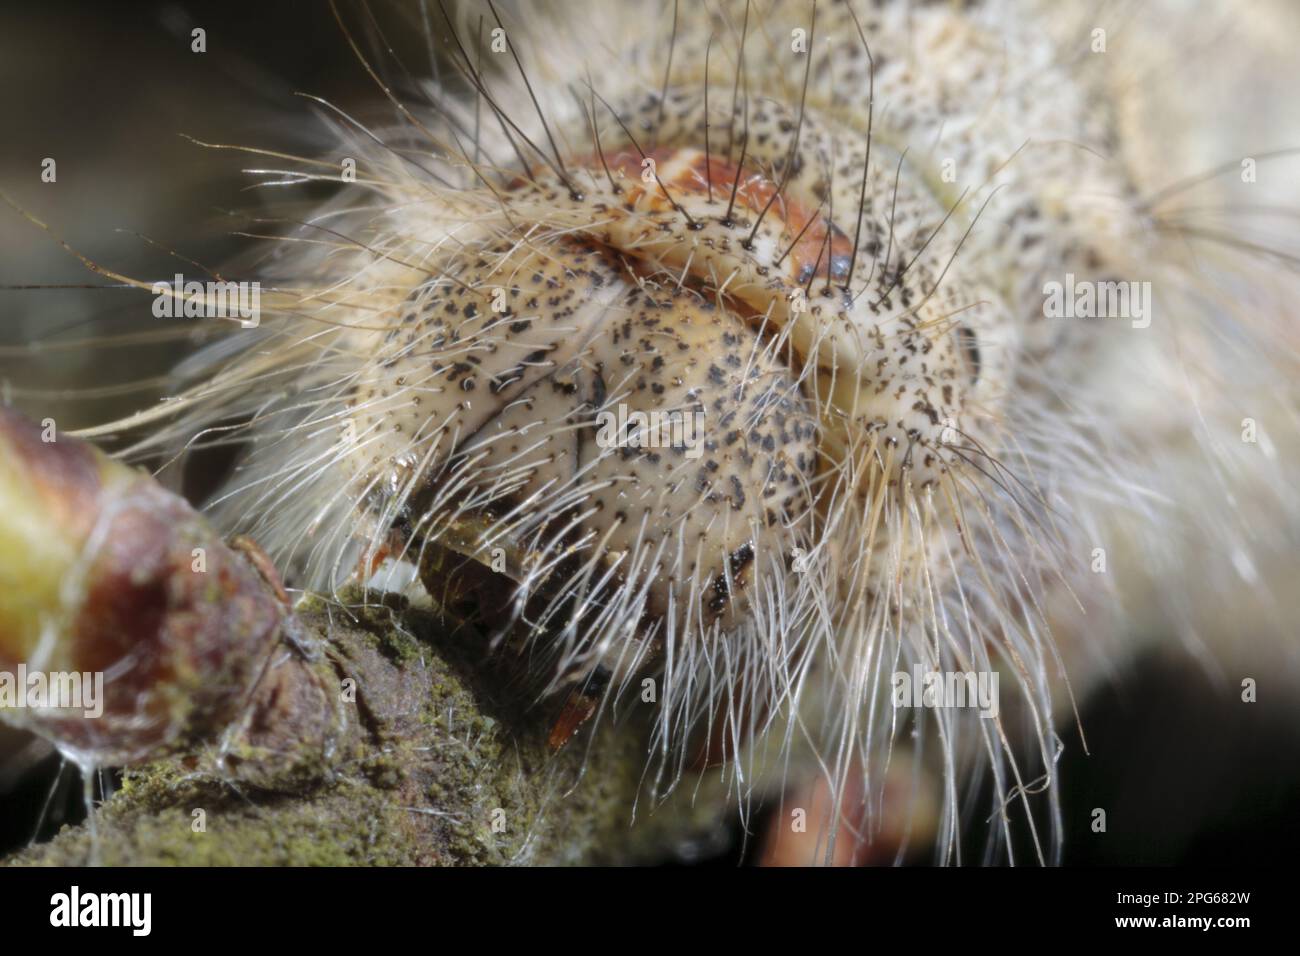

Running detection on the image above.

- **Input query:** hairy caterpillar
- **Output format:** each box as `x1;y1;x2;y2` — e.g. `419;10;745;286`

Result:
1;0;1298;865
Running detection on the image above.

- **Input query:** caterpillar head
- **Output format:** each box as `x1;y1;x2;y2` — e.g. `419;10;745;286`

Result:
164;1;1108;783
312;66;1029;757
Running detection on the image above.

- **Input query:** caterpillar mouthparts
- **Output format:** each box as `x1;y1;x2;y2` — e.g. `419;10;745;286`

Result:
3;0;1298;866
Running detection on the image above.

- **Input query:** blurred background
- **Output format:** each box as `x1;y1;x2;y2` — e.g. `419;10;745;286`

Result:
1;0;1297;864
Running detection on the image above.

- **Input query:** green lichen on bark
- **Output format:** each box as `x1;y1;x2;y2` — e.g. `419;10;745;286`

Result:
5;589;727;866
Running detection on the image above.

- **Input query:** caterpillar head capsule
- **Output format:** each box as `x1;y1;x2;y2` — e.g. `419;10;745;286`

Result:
302;58;1023;755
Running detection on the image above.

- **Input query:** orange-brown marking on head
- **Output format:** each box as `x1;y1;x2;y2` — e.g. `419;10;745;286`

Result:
541;148;854;286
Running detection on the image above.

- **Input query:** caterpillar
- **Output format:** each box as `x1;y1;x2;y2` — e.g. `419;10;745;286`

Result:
1;0;1297;865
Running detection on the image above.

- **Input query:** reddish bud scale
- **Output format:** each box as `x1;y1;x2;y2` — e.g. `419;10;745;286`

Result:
0;408;284;765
